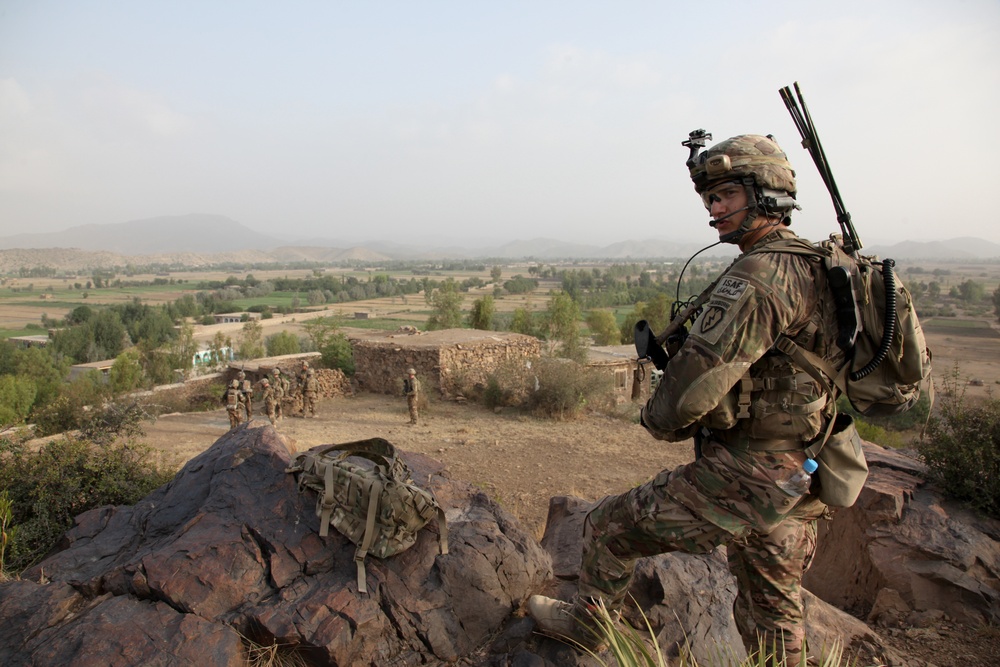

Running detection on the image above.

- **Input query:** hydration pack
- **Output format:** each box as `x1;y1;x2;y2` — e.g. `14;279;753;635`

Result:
286;438;447;593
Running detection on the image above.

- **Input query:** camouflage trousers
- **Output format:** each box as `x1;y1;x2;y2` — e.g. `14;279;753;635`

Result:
579;437;826;665
226;407;242;430
301;392;316;417
407;395;419;424
264;400;277;425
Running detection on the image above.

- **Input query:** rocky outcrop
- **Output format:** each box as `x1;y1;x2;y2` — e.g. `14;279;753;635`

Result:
0;423;551;666
805;443;1000;627
3;433;998;666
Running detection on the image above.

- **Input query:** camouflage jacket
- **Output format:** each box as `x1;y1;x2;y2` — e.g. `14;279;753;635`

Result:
641;228;844;444
261;385;276;408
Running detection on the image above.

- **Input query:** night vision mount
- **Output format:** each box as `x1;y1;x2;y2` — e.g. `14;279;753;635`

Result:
682;129;712;169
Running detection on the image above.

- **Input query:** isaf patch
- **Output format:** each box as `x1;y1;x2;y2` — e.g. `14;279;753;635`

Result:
693;281;756;345
714;277;749;301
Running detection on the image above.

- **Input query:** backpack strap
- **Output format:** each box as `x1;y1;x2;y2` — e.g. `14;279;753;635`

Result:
773;335;850;458
354;476;383;593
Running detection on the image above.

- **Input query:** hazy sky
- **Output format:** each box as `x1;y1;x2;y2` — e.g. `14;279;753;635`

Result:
1;1;998;247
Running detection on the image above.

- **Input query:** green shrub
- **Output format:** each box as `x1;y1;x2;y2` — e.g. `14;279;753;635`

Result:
0;400;177;573
918;388;1000;518
476;356;615;419
320;334;355;376
31;372;109;437
525;358;614;419
480;358;535;409
852;419;904;449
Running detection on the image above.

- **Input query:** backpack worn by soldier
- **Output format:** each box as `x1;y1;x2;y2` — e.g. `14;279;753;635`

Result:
222;379;244;430
238;370;253;419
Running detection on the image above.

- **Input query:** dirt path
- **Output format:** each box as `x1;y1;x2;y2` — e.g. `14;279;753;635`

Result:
145;393;692;536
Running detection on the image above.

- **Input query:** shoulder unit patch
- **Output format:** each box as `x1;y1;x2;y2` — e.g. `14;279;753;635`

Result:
692;281;757;345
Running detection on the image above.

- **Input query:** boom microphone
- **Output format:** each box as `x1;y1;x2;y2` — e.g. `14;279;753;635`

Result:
708;206;750;228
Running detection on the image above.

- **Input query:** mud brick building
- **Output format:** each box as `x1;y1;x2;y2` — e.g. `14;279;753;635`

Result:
586;344;649;403
348;328;541;397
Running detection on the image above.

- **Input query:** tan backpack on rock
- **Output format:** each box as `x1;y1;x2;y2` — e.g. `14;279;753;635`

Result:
286;438;448;593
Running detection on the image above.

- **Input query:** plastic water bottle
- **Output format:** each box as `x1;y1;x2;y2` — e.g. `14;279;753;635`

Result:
777;458;818;497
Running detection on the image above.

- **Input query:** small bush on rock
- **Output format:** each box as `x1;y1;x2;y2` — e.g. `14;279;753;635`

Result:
919;381;1000;519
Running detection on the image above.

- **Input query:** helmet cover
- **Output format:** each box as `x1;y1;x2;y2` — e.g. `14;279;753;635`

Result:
689;134;796;196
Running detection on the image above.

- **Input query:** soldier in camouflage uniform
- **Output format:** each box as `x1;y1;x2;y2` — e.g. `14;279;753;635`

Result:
260;377;277;425
403;368;420;425
222;379;244;430
238;370;253;419
295;362;310;416
271;368;287;421
529;134;854;665
302;368;318;418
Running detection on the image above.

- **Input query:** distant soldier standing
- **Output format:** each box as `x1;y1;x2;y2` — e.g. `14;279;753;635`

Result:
302;368;319;418
403;368;420;425
260;378;277;425
222;379;244;430
238;369;253;419
271;368;287;421
295;362;310;415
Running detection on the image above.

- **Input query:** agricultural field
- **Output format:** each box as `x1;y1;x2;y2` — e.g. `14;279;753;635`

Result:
2;256;999;400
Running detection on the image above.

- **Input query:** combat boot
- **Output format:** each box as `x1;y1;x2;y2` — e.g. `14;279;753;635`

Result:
526;595;611;652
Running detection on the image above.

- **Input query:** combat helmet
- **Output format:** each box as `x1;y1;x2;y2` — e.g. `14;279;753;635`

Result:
683;130;799;242
261;378;270;387
230;379;239;388
407;368;416;376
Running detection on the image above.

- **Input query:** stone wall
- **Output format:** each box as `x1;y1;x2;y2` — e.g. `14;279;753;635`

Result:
349;329;541;397
437;336;541;396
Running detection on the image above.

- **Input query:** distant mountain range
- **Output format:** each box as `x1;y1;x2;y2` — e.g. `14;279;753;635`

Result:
2;215;1000;265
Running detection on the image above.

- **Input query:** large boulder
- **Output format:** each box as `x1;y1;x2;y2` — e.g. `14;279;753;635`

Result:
0;423;552;666
805;443;1000;627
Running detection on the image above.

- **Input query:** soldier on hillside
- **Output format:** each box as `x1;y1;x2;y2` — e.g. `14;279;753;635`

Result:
238;369;253;419
260;378;277;425
222;379;244;430
403;367;420;425
301;368;318;418
295;361;310;415
527;133;855;665
271;368;288;421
